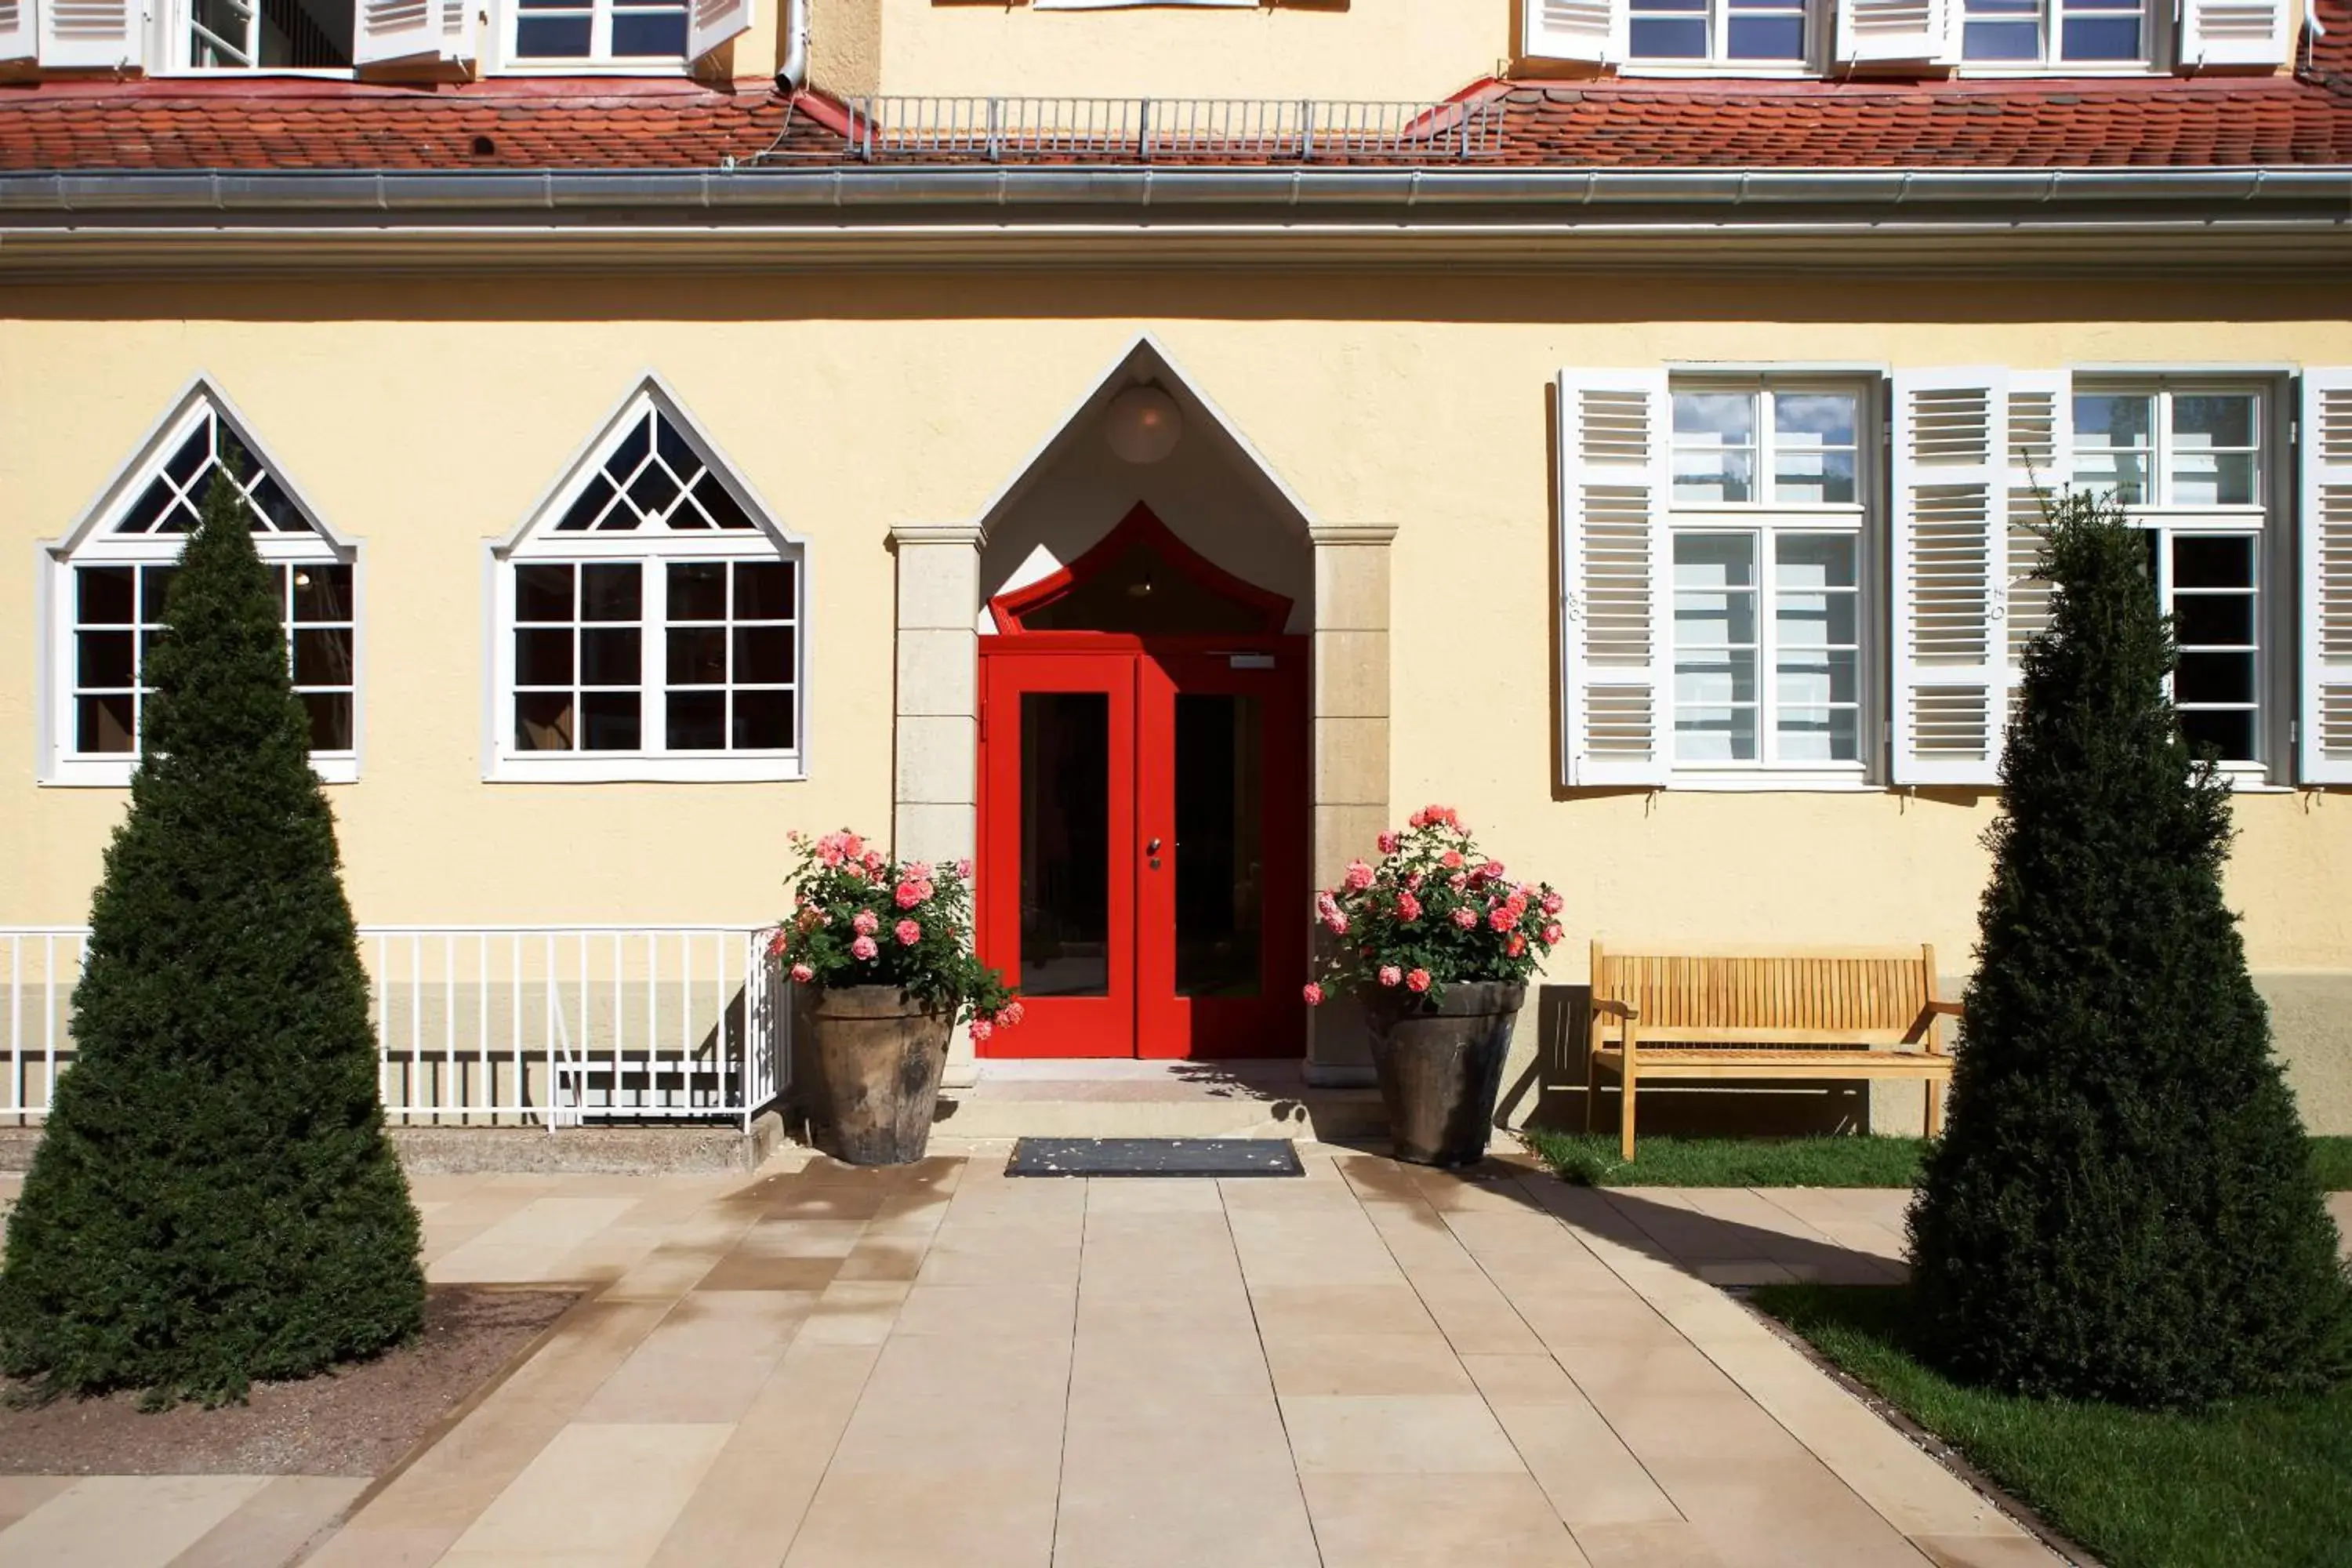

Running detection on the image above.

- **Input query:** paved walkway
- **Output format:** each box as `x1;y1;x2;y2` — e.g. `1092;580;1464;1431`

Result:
18;1158;2347;1566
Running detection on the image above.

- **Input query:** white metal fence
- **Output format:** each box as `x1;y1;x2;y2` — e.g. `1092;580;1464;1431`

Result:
2;925;784;1133
823;96;1509;164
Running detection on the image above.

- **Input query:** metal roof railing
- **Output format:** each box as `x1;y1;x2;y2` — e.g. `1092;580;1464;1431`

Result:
822;96;1508;164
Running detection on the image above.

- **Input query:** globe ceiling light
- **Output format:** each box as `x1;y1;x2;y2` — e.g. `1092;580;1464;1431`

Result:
1105;384;1182;465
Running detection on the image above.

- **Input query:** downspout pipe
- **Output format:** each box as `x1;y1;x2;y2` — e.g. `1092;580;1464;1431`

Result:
781;0;808;91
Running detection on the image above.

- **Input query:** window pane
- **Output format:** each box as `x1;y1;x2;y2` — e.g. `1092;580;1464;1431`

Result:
1963;19;2042;58
2171;394;2259;506
580;628;641;687
667;561;728;622
1022;692;1112;996
666;628;728;686
1777;652;1860;707
141;566;180;622
2172;394;2256;450
1629;16;1709;55
733;690;794;750
689;472;755;531
1773;449;1856;506
2172;454;2256;508
1675;696;1759;762
515;692;575;752
1777;707;1860;764
78;693;136;753
515;630;574;687
1674;533;1759;641
734;626;795;683
611;9;688;55
2074;392;2154;504
78;566;136;625
580;692;642;750
78;630;136;689
292;564;353;622
515;564;575;622
2060;14;2140;59
302;692;354;752
292;626;354;687
515;16;593;59
666;690;728;751
1726;14;1805;58
557;475;617;532
2173;535;2254;589
2174;593;2254;647
581;563;641;622
2179;707;2256;763
1675;391;1757;441
2176;652;2255;706
1673;393;1757;503
735;561;793;619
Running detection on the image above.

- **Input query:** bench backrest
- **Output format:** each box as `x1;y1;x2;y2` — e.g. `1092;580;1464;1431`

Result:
1592;942;1939;1044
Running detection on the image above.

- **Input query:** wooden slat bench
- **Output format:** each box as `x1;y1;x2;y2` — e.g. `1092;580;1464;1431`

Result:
1585;941;1962;1160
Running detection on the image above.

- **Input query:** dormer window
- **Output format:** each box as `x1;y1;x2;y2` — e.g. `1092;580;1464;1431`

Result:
1628;0;1809;66
1960;0;2148;64
509;0;688;64
186;0;354;68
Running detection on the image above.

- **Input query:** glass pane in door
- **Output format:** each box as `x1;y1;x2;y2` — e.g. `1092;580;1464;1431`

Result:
1020;692;1111;996
1174;694;1264;998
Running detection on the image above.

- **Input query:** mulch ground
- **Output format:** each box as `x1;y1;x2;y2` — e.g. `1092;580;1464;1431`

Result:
0;1285;576;1476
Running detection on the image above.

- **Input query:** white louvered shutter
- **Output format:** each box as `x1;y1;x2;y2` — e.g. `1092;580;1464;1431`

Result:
1524;0;1621;62
1558;369;1671;787
688;0;753;60
1836;0;1949;63
0;0;34;65
37;0;134;67
354;0;473;64
2297;369;2352;785
1891;369;2009;786
2179;0;2288;68
2002;370;2072;712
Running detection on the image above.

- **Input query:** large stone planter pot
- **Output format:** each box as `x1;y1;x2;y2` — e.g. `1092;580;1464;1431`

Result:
1363;981;1526;1167
802;985;952;1166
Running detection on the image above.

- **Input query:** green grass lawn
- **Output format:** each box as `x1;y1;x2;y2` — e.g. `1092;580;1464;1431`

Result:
1753;1283;2352;1568
1527;1130;2352;1192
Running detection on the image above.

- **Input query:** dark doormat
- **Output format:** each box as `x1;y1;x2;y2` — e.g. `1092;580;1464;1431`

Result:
1005;1137;1305;1178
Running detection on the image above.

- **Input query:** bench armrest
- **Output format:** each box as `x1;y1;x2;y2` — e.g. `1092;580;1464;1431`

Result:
1902;998;1965;1045
1592;998;1639;1022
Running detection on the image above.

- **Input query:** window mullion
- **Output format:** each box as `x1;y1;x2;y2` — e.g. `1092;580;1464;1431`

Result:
1759;527;1778;768
644;558;664;757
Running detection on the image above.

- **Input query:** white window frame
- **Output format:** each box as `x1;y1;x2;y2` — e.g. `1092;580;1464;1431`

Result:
2068;376;2288;780
1622;0;1826;75
488;377;808;784
40;382;361;789
494;0;693;74
1954;0;2169;74
155;0;358;75
1665;375;1880;788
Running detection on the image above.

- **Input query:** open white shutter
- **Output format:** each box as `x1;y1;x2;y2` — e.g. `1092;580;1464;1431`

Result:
2297;369;2352;785
37;0;134;67
0;0;35;65
1559;369;1671;787
354;0;474;64
1836;0;1950;64
688;0;753;61
2002;370;2072;711
1524;0;1621;63
2179;0;2288;68
1891;368;2010;787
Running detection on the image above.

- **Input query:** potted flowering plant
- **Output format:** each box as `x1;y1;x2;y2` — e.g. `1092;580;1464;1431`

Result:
1305;805;1563;1165
772;829;1020;1164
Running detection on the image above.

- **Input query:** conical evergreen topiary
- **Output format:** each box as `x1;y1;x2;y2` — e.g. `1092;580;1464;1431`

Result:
0;471;423;1404
1907;489;2351;1409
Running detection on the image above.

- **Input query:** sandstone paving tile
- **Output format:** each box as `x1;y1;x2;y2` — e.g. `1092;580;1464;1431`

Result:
1581;1387;1816;1469
1080;1176;1226;1213
1279;1393;1529;1474
1526;1299;1707;1358
1460;1351;1584;1403
693;1252;844;1292
1261;1331;1476;1396
1331;1153;1429;1207
0;1477;73;1532
781;1467;1056;1568
1076;1273;1259;1335
346;1298;670;1531
1910;1533;2063;1566
889;1279;1076;1338
1247;1279;1439;1338
1407;1271;1549;1356
429;1196;647;1284
1052;1450;1319;1568
165;1475;371;1568
1082;1207;1238;1247
1410;1167;1557;1215
1069;1327;1280;1406
913;1231;1083;1287
1570;1520;1729;1568
826;1332;1071;1475
798;1279;913;1345
731;1220;870;1259
1217;1175;1363;1212
438;1421;731;1568
0;1475;269;1568
1488;1395;1683;1528
1650;1457;1936;1567
597;1244;728;1303
1511;1181;1675;1253
283;1524;466;1568
829;1236;927;1282
1698;1261;1800;1286
1301;1472;1594;1566
644;1339;885;1568
575;1290;814;1424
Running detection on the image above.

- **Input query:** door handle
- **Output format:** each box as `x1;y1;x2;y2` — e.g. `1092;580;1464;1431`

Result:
1146;839;1162;854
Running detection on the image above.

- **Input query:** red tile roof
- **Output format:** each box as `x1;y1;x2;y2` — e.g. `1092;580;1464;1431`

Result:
2;12;2349;176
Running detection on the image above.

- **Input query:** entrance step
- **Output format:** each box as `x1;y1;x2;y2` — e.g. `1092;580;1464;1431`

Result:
933;1060;1385;1142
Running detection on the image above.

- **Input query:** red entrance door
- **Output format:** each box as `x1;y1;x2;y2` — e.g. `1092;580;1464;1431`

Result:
978;637;1308;1059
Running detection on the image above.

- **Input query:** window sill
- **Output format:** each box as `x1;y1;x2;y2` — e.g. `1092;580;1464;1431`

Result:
487;753;806;784
1954;63;2165;78
1666;771;1877;792
151;66;358;78
44;755;359;788
486;60;693;77
1618;63;1820;78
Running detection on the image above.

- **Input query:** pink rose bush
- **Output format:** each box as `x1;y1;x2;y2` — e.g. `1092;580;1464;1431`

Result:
770;829;1020;1033
1301;806;1564;1007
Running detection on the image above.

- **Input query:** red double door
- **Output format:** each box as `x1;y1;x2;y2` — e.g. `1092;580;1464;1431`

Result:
977;635;1308;1059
